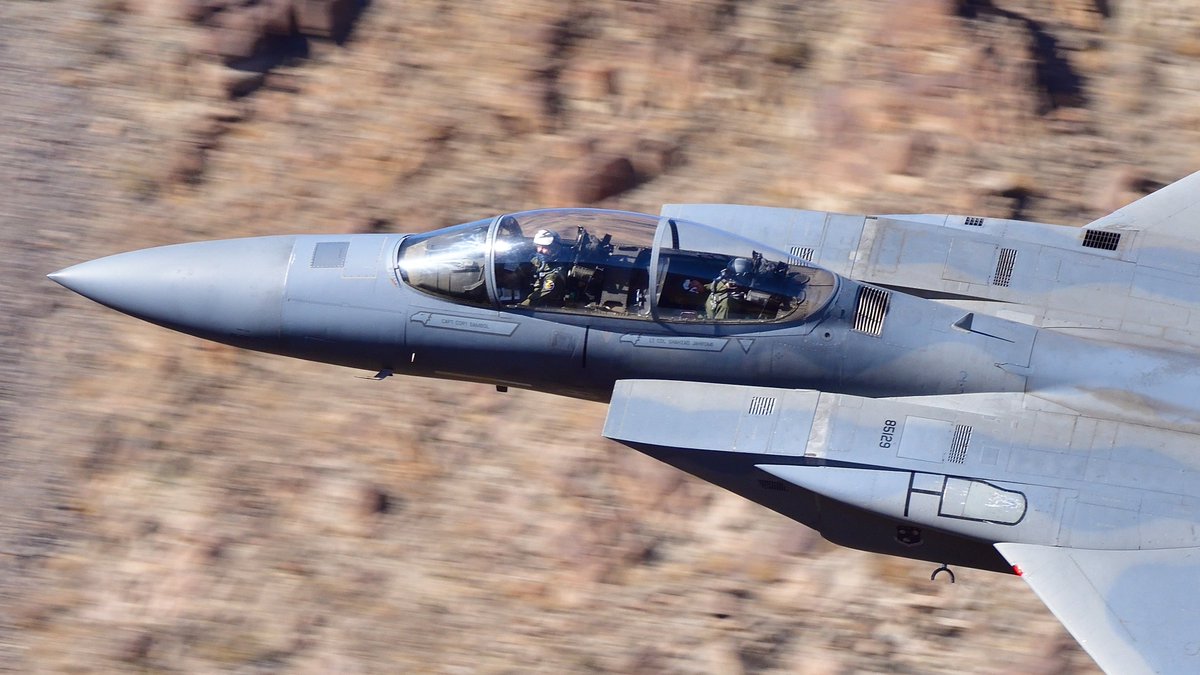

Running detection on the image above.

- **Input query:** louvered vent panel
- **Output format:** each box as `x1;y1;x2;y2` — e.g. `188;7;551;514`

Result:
1082;229;1121;251
748;396;776;416
992;248;1017;287
788;246;815;264
852;286;891;337
964;216;984;227
945;424;972;464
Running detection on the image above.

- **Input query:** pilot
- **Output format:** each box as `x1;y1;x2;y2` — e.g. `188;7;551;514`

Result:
519;229;568;308
704;257;751;320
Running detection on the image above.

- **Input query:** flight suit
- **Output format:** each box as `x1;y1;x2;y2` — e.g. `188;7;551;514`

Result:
520;256;568;307
704;276;743;319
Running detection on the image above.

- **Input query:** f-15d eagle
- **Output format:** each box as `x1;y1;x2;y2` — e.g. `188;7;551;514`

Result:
51;171;1200;674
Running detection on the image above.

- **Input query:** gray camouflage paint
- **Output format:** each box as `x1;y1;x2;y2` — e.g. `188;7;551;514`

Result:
50;177;1200;673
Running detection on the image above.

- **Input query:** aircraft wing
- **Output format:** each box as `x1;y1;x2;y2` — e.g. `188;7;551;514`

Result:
605;379;1200;671
995;543;1200;675
1084;169;1200;240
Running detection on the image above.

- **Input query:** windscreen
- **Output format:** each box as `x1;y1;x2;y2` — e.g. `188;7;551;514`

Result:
395;218;493;306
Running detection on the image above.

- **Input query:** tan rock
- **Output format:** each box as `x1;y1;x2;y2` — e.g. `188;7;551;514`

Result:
360;484;393;516
1045;106;1093;134
294;0;357;40
977;171;1037;196
260;0;296;36
874;0;961;52
488;79;557;134
627;137;685;178
207;8;264;62
116;632;154;664
168;141;207;184
216;66;266;99
546;135;600;162
180;0;228;24
560;60;620;104
1090;166;1159;214
1053;0;1106;32
880;132;938;176
539;154;638;205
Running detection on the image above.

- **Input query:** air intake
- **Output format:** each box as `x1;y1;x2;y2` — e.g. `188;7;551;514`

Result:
964;216;984;227
852;286;891;337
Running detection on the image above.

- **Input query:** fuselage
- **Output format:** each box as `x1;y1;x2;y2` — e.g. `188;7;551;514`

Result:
275;233;1024;398
51;187;1200;673
50;208;1200;573
274;227;1200;437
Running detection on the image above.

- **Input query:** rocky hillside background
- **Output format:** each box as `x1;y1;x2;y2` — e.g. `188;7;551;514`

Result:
6;0;1200;671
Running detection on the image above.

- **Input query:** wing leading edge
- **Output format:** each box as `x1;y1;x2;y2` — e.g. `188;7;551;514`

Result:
1085;169;1200;240
606;379;1200;672
995;543;1200;675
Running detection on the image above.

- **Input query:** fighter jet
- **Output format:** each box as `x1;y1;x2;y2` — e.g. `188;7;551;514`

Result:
50;171;1200;674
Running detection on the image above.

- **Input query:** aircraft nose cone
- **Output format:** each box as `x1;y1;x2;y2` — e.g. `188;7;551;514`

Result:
49;236;296;343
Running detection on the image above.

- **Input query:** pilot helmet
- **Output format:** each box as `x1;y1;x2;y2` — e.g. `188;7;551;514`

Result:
532;230;561;263
729;257;752;276
533;229;560;248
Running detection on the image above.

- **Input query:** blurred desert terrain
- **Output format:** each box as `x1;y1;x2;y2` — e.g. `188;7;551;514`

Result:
5;0;1200;671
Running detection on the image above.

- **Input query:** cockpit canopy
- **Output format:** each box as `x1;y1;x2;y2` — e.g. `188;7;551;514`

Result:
396;208;838;324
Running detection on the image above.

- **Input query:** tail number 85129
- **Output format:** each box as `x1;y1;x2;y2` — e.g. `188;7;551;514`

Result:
879;420;898;449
